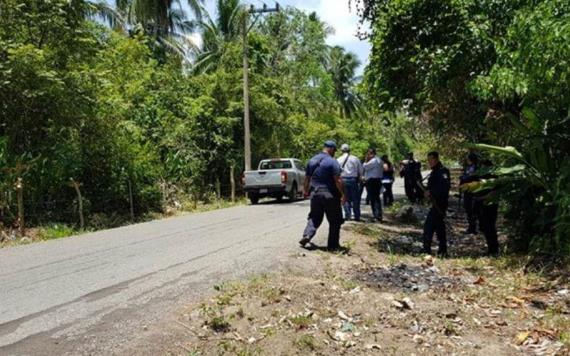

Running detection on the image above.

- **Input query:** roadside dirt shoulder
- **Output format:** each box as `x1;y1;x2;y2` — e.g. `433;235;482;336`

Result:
127;204;569;356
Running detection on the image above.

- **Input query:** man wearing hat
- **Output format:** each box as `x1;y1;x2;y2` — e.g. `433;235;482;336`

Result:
299;140;346;250
337;143;364;221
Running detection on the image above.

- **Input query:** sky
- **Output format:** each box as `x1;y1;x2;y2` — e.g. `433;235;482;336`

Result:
186;0;371;74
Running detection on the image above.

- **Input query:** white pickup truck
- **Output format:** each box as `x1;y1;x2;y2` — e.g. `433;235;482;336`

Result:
242;158;306;204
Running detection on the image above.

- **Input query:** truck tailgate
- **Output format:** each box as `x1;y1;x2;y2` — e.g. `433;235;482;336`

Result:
244;170;282;187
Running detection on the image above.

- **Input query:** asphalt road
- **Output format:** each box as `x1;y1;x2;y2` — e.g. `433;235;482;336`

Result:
0;177;408;355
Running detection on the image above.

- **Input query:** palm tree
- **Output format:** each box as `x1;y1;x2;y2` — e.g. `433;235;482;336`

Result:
325;46;361;118
112;0;203;59
188;0;243;73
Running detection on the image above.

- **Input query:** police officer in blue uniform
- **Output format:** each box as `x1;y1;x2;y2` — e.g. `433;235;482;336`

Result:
460;153;480;234
421;151;451;257
299;141;346;250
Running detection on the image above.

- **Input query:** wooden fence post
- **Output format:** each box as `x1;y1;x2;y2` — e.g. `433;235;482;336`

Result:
128;179;135;221
230;164;236;202
70;178;85;230
16;177;24;237
215;178;221;199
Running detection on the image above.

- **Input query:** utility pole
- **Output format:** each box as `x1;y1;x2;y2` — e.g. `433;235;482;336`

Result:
242;3;280;171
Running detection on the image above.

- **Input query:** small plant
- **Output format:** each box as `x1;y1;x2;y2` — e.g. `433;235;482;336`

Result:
289;315;312;329
336;277;359;291
209;316;231;333
262;287;283;304
38;224;79;240
216;293;234;306
236;346;264;356
217;340;236;352
260;326;276;338
294;334;318;351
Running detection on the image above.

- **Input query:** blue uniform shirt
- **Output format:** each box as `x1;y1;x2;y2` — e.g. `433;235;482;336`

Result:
306;152;342;196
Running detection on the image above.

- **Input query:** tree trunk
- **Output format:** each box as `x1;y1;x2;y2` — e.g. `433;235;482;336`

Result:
70;178;85;230
230;164;236;202
215;178;221;200
128;179;135;221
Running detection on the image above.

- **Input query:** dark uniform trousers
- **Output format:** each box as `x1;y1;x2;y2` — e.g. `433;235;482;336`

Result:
421;163;450;256
478;202;499;255
422;208;447;255
404;178;416;203
303;189;343;249
464;192;478;233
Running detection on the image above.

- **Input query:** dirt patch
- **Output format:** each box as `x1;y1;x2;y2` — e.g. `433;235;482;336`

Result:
124;198;569;356
357;263;460;293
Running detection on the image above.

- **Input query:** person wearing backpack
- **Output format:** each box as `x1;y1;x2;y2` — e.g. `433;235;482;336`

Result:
337;144;364;221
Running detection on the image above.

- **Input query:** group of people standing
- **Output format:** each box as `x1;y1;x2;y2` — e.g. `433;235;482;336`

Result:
299;140;499;258
336;144;396;223
299;141;397;250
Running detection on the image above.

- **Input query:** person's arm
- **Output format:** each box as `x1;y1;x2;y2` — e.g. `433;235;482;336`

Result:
335;175;346;204
357;159;364;181
303;175;311;198
363;157;377;169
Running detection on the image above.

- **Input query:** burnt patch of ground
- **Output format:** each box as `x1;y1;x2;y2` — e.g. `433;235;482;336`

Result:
357;262;461;293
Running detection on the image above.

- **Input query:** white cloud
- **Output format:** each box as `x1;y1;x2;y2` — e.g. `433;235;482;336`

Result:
286;0;370;72
297;0;365;45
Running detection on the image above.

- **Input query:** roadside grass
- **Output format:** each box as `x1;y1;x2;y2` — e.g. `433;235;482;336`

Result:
38;224;84;240
180;198;247;214
1;198;247;248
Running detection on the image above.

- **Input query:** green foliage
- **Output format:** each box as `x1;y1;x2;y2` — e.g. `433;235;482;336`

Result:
1;0;405;233
362;0;570;255
38;224;81;241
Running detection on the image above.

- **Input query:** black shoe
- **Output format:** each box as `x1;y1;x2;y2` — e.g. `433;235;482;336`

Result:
299;237;311;247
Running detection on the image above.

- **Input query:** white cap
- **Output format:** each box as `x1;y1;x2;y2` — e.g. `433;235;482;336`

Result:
340;144;350;152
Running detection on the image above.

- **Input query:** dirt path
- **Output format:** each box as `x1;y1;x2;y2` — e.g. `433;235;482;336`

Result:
145;199;570;356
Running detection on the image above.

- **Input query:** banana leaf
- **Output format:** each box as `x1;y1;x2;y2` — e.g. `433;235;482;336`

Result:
468;143;524;160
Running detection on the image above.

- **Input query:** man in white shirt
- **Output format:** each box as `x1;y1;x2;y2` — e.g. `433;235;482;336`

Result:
337;144;364;221
363;148;384;221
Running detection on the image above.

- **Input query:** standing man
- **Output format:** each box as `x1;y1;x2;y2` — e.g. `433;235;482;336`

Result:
337;144;364;221
460;153;480;234
400;152;423;203
421;151;451;257
363;148;384;222
461;159;500;256
300;141;346;250
381;154;395;207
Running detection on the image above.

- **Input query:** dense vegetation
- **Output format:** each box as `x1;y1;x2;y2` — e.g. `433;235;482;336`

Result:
357;0;570;255
0;0;420;230
3;0;567;257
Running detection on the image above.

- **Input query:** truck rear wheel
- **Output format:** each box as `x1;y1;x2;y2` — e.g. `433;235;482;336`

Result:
249;194;259;205
288;184;298;202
